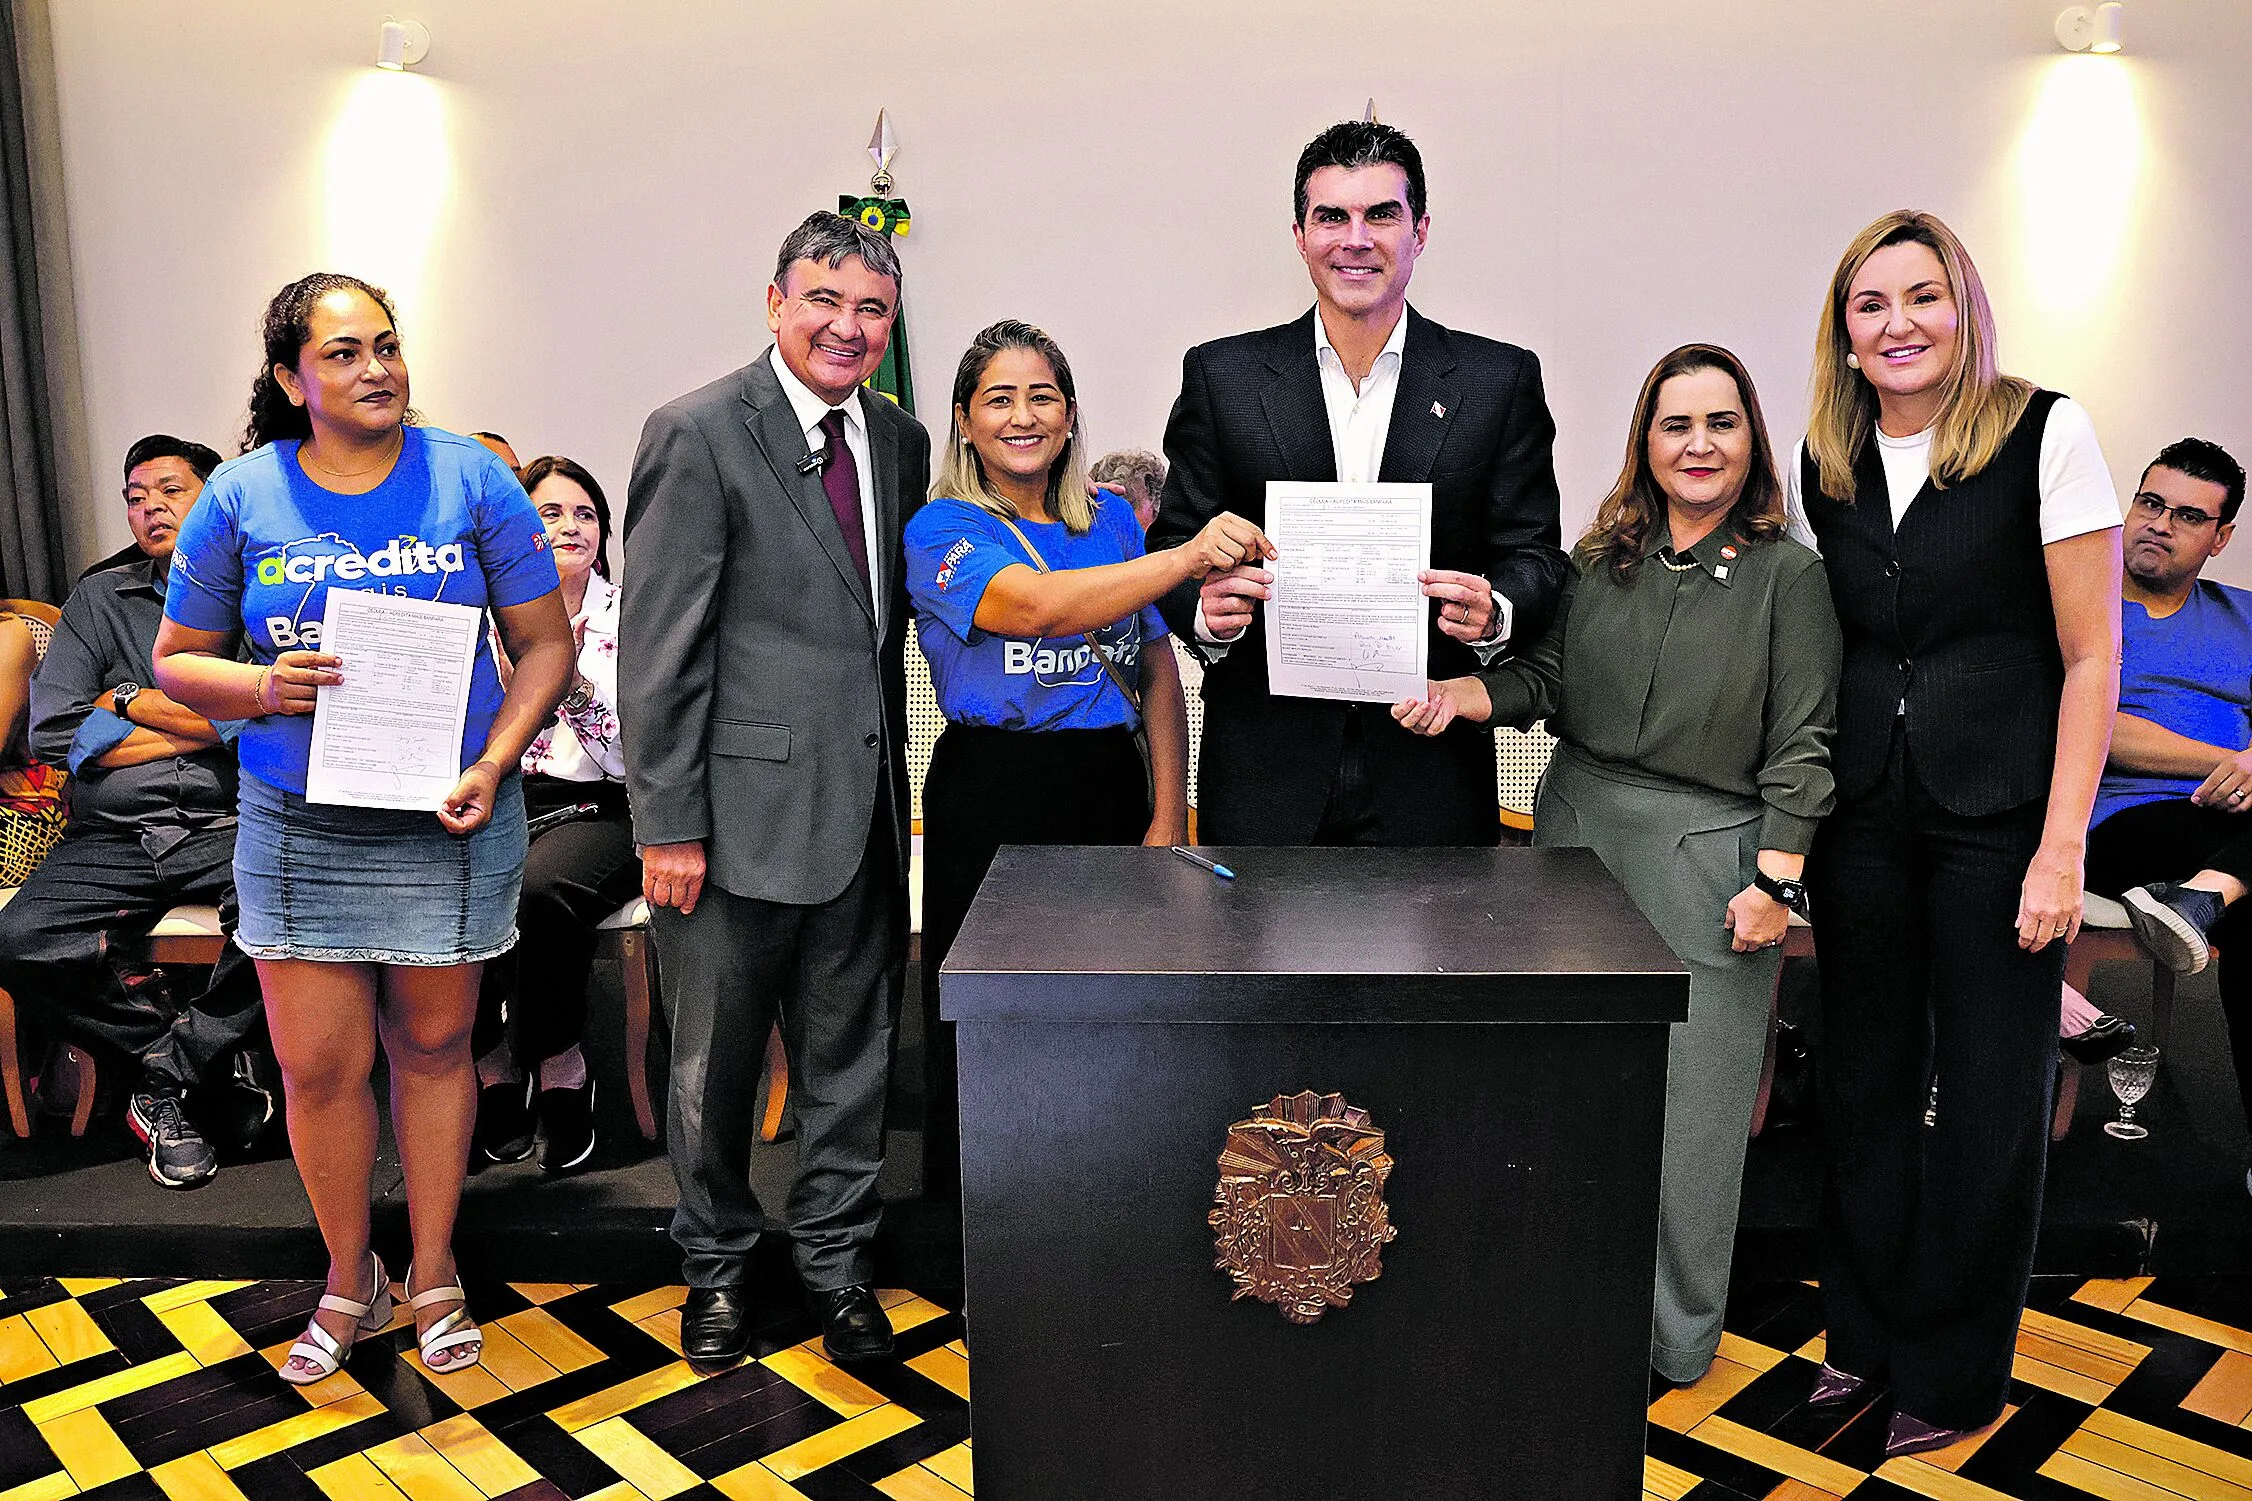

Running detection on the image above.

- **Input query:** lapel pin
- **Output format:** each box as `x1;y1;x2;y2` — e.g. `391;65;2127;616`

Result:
1431;401;1447;419
1714;565;1730;580
1720;545;1737;560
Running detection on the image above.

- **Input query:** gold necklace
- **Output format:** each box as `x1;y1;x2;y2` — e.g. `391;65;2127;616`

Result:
304;431;403;479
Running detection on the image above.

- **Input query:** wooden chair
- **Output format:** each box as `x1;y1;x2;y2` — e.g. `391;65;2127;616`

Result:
601;898;791;1146
2051;892;2187;1141
2;598;60;654
1;600;76;1135
0;900;226;1138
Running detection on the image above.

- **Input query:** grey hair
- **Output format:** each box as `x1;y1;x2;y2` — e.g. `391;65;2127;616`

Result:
1089;449;1166;500
772;211;903;289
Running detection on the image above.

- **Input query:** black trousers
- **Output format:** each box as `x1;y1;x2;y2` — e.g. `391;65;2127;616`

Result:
919;724;1149;1201
1806;727;2063;1430
2086;797;2252;1130
0;822;261;1090
473;776;644;1070
654;788;905;1290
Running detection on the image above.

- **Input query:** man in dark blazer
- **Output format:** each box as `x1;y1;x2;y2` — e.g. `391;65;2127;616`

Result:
620;213;926;1370
1149;121;1566;845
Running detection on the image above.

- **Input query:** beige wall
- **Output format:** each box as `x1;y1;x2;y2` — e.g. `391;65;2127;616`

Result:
45;1;2252;579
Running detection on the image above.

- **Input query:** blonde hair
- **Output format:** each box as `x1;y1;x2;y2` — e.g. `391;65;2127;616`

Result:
932;319;1096;534
1806;210;2033;504
1580;343;1788;583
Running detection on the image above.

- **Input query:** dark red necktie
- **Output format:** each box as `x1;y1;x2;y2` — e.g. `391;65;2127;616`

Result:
819;410;871;590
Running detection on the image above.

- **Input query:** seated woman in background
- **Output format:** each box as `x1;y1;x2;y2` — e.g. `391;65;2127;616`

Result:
1395;343;1841;1389
905;319;1270;1202
472;455;641;1173
1;610;67;886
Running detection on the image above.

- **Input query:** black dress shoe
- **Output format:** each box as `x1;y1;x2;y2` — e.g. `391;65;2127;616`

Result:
538;1080;597;1173
813;1284;895;1365
681;1286;754;1368
1885;1410;1975;1458
2063;1013;2138;1065
475;1078;536;1164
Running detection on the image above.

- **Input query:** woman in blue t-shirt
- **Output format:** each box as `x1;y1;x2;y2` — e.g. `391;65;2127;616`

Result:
905;319;1270;1200
153;273;575;1385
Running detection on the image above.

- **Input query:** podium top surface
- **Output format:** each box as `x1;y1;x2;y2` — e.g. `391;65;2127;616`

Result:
941;845;1689;1024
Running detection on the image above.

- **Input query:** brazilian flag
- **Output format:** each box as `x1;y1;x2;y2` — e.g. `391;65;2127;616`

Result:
840;194;913;415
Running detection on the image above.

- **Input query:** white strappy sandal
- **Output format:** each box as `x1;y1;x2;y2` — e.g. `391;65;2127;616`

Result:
282;1252;391;1386
406;1268;483;1372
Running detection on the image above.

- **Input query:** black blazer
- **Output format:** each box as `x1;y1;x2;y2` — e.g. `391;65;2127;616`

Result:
1148;307;1566;844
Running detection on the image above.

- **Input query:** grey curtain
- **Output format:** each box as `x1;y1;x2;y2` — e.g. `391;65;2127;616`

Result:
0;0;81;603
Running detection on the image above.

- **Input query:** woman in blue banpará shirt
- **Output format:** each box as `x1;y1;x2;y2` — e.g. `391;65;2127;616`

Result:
153;273;575;1385
904;319;1270;1202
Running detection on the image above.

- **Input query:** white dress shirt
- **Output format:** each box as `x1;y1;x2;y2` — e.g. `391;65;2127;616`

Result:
1316;305;1409;484
770;346;884;631
1197;309;1509;653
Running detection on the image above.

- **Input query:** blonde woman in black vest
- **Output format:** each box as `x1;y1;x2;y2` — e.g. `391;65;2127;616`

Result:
1790;211;2121;1456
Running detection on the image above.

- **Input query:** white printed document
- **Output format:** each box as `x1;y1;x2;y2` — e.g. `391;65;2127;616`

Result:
1262;481;1432;703
306;589;480;810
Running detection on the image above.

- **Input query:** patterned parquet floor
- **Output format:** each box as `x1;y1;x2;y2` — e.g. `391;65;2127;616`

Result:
8;1273;2252;1499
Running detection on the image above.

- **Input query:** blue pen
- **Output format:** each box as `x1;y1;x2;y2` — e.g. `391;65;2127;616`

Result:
1170;845;1236;881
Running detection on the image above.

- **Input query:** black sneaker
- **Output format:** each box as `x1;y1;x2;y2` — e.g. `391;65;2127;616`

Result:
2122;882;2225;975
538;1080;597;1173
2062;1013;2138;1065
476;1077;537;1164
128;1087;217;1189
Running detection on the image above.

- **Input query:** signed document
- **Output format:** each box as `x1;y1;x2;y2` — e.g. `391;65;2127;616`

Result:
1262;481;1432;703
307;589;480;810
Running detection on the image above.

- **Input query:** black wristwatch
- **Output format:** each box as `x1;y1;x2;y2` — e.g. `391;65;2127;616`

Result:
1754;870;1809;916
112;681;141;720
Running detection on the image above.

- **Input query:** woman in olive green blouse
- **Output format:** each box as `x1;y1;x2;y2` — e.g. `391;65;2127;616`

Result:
1397;343;1841;1386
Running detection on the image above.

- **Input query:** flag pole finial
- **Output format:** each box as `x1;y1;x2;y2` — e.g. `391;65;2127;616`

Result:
867;108;898;195
1362;97;1378;123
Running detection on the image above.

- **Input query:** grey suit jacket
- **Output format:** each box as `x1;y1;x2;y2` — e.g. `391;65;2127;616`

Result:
619;351;928;906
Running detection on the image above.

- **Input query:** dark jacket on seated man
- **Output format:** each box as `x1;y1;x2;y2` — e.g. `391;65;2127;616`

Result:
0;554;263;1177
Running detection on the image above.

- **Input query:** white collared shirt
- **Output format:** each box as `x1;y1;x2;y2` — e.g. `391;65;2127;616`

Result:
769;346;883;629
1314;306;1408;484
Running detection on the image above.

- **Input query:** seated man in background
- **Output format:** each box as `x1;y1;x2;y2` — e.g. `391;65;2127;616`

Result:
2081;438;2252;1150
0;436;265;1188
1089;448;1166;531
471;431;522;479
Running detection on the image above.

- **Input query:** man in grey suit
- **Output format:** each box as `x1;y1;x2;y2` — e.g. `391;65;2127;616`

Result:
620;212;926;1369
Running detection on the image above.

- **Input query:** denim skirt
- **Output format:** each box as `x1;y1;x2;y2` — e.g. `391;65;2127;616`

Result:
232;770;526;965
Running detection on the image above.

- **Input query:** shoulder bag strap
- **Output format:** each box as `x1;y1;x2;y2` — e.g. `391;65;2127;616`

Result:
991;512;1144;713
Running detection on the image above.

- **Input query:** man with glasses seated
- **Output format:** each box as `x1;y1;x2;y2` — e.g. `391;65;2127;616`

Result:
2083;438;2252;1170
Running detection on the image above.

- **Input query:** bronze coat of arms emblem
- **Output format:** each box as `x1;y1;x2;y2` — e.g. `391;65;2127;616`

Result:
1210;1090;1396;1324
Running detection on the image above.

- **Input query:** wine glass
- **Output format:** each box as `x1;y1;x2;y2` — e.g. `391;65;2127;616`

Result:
2104;1046;2160;1140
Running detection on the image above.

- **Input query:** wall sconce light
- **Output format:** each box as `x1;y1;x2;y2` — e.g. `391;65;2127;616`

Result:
376;19;431;70
2055;3;2123;53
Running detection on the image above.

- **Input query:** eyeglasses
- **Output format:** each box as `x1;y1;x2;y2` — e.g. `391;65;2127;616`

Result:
2132;494;2224;529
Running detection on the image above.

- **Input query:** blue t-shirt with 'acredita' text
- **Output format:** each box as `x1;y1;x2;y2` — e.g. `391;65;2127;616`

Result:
2093;579;2252;828
165;425;560;794
904;490;1168;731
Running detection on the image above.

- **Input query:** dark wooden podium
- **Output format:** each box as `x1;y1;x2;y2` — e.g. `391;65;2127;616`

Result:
943;845;1688;1501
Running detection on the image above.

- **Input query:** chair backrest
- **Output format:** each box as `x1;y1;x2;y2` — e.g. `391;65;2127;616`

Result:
1496;723;1557;820
1;600;59;662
